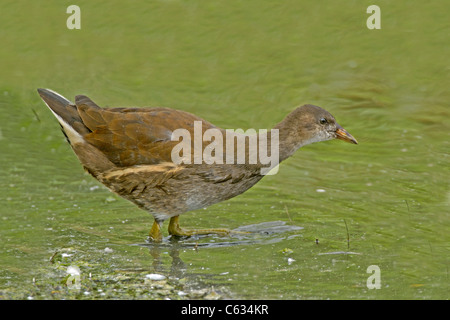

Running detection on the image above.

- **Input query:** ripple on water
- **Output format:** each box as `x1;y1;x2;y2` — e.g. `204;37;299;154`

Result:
133;221;304;249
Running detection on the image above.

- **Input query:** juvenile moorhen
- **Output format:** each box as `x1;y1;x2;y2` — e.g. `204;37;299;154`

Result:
38;88;357;241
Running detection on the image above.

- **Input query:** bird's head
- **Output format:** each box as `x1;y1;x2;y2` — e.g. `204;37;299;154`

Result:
291;104;358;146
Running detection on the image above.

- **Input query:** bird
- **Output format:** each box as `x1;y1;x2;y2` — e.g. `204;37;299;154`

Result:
37;88;357;242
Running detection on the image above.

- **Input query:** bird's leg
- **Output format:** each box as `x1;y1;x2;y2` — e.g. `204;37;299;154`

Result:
168;215;231;237
149;219;163;242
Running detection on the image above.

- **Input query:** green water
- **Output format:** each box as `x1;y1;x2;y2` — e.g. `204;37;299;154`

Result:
0;0;448;299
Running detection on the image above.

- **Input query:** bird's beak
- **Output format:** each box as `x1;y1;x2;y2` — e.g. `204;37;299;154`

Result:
335;124;358;144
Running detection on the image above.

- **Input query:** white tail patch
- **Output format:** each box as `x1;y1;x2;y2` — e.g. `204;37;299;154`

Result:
55;113;85;145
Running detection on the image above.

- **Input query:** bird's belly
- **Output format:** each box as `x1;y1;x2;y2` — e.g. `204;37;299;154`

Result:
100;165;263;220
181;176;263;211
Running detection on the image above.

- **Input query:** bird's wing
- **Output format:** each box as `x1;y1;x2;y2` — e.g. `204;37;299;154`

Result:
75;95;218;167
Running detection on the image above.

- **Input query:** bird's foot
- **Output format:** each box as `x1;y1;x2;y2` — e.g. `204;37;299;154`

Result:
149;216;250;242
148;220;163;242
168;215;238;238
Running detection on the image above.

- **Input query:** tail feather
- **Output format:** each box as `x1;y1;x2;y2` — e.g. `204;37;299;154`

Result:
38;88;116;174
37;88;90;143
37;89;78;126
37;88;72;110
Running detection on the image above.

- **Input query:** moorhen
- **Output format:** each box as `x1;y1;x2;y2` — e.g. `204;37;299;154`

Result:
38;88;357;241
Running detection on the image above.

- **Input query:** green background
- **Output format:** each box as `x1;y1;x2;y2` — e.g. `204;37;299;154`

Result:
0;0;448;299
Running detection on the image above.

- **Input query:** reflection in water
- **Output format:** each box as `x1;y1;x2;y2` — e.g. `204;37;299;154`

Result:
147;242;188;279
135;221;303;278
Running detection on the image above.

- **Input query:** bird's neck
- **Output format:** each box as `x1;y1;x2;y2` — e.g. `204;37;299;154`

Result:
272;117;306;163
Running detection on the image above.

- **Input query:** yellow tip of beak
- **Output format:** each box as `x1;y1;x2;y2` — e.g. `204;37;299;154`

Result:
336;127;358;144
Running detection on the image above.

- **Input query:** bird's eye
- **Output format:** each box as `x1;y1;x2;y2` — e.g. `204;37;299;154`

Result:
319;118;327;124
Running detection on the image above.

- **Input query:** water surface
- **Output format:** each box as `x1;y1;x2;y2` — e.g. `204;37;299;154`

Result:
0;0;448;299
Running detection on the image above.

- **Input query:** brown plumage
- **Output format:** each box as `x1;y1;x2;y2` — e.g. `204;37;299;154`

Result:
38;88;357;241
